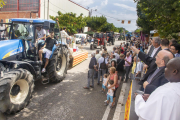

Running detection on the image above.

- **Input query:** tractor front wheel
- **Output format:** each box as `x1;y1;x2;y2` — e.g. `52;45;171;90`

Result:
0;69;34;114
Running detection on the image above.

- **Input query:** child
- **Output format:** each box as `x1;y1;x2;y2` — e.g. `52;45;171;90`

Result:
104;80;115;108
102;74;108;92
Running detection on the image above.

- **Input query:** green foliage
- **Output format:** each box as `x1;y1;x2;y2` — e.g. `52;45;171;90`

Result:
136;0;180;38
50;12;86;34
84;16;107;32
134;27;142;33
0;0;6;8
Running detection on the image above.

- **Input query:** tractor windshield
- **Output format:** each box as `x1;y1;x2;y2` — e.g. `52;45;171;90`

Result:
0;23;11;41
12;23;35;42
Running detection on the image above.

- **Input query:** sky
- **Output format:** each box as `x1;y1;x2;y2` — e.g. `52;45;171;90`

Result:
72;0;138;31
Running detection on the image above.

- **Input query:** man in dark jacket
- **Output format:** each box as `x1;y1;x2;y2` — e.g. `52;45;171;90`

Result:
131;46;174;94
84;53;97;89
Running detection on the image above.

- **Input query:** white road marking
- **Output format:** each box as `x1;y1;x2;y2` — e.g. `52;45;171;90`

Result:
102;105;111;120
112;83;127;120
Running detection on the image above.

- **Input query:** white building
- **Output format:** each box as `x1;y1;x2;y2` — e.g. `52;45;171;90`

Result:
41;0;90;32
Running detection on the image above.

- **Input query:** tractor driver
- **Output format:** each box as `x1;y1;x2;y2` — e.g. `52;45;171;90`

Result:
36;26;46;41
39;31;60;73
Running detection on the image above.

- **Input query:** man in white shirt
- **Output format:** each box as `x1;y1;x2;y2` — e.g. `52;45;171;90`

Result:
135;57;180;120
95;50;101;62
97;53;108;85
60;27;69;45
36;26;46;41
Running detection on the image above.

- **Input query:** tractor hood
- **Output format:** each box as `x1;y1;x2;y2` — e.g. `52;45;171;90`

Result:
0;39;24;60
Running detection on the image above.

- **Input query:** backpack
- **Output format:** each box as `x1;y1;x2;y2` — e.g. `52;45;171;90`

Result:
100;58;107;69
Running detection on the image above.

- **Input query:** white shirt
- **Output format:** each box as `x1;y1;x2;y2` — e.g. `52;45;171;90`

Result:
103;78;107;86
150;46;160;57
36;29;46;39
60;30;69;44
114;53;120;60
135;82;180;120
134;62;143;73
95;54;101;62
98;57;108;68
107;84;115;96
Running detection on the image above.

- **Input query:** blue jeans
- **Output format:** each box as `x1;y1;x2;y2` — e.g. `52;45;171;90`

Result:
107;94;113;103
98;69;106;84
87;69;95;88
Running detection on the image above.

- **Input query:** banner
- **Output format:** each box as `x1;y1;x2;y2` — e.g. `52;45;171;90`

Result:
124;82;132;120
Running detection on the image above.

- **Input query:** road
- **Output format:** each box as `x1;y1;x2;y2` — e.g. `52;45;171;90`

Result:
7;40;124;120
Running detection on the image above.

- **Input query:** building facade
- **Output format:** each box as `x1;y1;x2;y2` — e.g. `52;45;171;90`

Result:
0;0;89;22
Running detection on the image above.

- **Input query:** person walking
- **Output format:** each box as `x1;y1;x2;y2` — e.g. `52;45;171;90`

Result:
84;53;97;89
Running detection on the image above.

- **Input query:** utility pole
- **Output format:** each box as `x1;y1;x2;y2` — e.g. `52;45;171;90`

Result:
47;0;49;20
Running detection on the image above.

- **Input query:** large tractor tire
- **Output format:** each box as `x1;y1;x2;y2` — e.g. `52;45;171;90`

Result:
90;44;94;50
47;46;68;83
0;69;34;114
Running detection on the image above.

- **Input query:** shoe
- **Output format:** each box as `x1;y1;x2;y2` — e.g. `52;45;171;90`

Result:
39;60;43;65
104;102;108;106
90;85;94;88
83;86;89;89
104;100;108;103
41;68;46;73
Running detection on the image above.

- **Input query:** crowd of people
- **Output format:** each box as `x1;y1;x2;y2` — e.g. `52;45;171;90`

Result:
84;36;180;119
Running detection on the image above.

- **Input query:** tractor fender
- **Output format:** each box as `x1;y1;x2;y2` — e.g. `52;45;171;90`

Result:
7;61;36;77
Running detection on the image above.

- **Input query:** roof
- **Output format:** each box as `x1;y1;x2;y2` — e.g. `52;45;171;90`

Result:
9;18;56;23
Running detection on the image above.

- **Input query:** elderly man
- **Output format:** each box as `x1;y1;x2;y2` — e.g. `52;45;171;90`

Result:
135;57;180;120
148;37;161;58
84;53;97;89
97;53;108;85
131;46;174;94
124;52;132;82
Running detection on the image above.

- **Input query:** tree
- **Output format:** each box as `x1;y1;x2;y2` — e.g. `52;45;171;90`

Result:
84;16;107;32
136;0;180;38
50;11;86;34
0;0;6;8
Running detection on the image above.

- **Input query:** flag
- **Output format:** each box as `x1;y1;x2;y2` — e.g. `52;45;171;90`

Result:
122;20;124;24
128;20;131;24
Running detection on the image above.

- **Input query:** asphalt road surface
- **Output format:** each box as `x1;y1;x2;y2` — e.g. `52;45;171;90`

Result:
7;40;125;120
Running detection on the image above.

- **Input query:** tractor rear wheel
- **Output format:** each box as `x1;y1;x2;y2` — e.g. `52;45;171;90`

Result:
47;47;68;83
0;69;34;114
90;44;95;50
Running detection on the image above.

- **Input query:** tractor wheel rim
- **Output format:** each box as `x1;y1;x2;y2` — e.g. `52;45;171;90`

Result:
56;54;66;76
10;79;29;104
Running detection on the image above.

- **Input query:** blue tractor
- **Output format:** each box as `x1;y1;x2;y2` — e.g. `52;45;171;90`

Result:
0;18;69;115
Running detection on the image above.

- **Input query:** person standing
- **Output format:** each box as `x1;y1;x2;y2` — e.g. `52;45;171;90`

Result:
124;52;132;82
116;54;125;82
81;36;85;46
105;67;118;107
60;27;69;45
84;53;97;89
97;53;108;85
